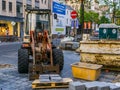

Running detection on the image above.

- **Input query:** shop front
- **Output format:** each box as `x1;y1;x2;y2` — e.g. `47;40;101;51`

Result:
0;15;23;41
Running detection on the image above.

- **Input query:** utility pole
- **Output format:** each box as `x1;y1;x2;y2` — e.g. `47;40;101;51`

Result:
112;3;116;23
112;0;117;23
80;0;84;39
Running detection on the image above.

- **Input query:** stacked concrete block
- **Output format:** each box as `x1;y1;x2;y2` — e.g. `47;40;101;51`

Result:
84;82;110;90
94;82;120;90
39;74;63;82
50;76;62;82
49;74;62;82
39;74;50;82
72;42;79;50
69;81;86;90
69;81;120;90
60;41;79;50
83;82;98;90
60;42;66;49
101;82;120;90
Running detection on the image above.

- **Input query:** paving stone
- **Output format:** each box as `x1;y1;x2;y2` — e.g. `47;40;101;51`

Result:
91;81;120;90
83;82;98;90
1;86;16;90
92;82;110;90
6;76;14;79
2;83;10;86
103;82;120;90
14;77;21;80
110;85;120;90
20;78;28;82
69;81;85;90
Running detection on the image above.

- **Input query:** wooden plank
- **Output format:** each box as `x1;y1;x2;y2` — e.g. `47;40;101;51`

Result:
32;78;72;89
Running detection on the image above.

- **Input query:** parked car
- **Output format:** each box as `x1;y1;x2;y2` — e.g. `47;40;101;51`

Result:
60;36;74;42
93;30;99;37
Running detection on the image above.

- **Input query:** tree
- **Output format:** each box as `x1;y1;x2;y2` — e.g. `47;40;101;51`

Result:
77;10;99;24
115;10;120;25
69;0;88;35
99;16;111;24
99;0;118;23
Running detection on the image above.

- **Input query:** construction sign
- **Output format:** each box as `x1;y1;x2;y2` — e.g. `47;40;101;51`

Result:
84;22;91;29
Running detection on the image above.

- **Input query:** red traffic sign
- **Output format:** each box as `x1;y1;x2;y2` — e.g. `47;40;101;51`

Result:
71;10;77;19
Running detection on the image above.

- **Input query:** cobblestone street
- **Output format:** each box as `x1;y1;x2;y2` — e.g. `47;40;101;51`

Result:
0;50;80;90
0;48;119;90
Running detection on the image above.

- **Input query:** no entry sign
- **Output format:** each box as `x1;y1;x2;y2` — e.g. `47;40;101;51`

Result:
71;10;77;19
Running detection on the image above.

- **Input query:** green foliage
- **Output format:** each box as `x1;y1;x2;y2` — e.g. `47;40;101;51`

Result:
69;0;92;4
95;0;99;3
98;16;111;24
100;0;118;12
70;0;100;24
116;10;120;15
77;10;99;23
89;11;99;23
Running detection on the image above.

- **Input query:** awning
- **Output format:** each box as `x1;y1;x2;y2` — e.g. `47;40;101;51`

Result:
0;15;24;22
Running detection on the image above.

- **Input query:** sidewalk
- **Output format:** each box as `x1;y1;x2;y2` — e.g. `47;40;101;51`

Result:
0;41;22;46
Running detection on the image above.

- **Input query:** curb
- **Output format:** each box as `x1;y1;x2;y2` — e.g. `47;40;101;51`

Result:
0;42;22;46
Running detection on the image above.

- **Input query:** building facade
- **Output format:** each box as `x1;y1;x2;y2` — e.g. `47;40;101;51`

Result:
65;0;80;11
0;0;48;38
66;5;73;35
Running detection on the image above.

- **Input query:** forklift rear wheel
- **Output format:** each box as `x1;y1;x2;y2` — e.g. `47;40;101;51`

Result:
18;48;29;73
52;49;64;71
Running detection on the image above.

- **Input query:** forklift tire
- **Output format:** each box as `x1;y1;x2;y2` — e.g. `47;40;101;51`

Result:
52;49;64;71
18;49;29;73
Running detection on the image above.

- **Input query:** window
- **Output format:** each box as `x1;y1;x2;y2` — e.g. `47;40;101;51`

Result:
35;0;39;3
9;2;12;12
67;19;68;24
2;0;6;11
26;4;32;9
45;0;46;4
42;0;43;3
35;6;39;9
17;2;22;13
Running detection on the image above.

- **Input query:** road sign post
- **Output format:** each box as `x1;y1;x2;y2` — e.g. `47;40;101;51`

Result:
71;10;78;37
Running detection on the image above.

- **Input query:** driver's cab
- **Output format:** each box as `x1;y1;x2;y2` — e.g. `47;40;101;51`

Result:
23;9;51;43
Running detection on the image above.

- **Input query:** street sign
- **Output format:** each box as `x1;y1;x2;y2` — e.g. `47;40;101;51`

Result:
52;1;66;15
71;10;77;19
71;19;79;29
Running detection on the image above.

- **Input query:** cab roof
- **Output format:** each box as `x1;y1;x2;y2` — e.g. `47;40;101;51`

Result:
99;24;118;28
